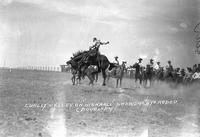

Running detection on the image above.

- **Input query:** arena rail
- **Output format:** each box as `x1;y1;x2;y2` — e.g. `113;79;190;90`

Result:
0;65;71;73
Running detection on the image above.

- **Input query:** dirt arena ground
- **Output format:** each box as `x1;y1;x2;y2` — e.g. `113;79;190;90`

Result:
0;69;200;137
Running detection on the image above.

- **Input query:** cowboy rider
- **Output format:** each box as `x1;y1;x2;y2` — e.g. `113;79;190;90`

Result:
138;58;143;65
89;37;109;53
82;37;109;63
144;59;154;75
113;56;119;65
133;58;143;86
165;60;174;79
149;59;154;68
166;60;173;72
145;59;154;71
111;56;120;75
154;61;161;70
134;58;143;73
153;61;162;78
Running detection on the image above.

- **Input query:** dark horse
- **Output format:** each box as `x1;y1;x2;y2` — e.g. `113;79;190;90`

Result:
131;63;143;87
67;50;115;86
66;51;88;85
145;64;155;87
66;59;82;85
80;53;116;86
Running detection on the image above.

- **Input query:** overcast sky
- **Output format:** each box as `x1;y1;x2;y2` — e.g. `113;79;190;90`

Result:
0;0;200;67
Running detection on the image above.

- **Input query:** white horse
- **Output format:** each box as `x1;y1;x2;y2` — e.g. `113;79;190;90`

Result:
192;72;200;79
106;61;127;88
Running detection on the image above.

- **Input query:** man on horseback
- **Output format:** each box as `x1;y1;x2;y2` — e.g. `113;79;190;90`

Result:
113;56;119;65
110;56;120;76
149;59;154;68
145;59;155;87
89;37;109;51
137;58;143;66
166;60;173;72
146;59;154;75
74;37;110;85
165;60;174;80
132;58;143;87
155;62;164;81
154;61;161;70
81;37;109;64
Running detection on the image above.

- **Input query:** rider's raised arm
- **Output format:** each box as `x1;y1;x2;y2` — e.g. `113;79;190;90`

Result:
100;41;109;45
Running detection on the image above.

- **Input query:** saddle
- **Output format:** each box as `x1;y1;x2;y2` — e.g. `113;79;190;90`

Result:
89;49;98;57
81;48;99;63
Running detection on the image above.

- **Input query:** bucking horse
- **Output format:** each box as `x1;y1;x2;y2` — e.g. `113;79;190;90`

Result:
67;49;116;86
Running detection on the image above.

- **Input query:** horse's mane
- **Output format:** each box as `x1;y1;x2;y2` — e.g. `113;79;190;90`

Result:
72;50;87;59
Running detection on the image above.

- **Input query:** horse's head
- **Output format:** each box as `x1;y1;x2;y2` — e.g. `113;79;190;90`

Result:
66;60;71;65
132;63;138;68
66;59;80;70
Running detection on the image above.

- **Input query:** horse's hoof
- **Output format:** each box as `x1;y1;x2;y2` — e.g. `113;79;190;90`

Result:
102;83;106;86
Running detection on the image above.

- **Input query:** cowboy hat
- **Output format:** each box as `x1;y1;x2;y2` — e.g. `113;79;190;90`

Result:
138;58;143;61
114;56;118;58
150;59;154;61
93;37;97;41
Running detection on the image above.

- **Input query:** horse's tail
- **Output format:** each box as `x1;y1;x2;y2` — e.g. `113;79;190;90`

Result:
106;63;116;74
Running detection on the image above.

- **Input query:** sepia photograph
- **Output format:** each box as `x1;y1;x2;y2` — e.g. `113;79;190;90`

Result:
0;0;200;137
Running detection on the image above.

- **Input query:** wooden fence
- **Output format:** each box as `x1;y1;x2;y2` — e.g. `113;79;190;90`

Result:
12;65;69;72
3;65;136;77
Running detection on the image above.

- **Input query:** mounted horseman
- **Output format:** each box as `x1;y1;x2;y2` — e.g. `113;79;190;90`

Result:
131;58;143;88
113;56;120;65
106;61;127;88
80;37;109;65
66;51;97;85
153;61;163;83
145;59;155;87
108;56;120;76
77;37;116;86
164;60;174;82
